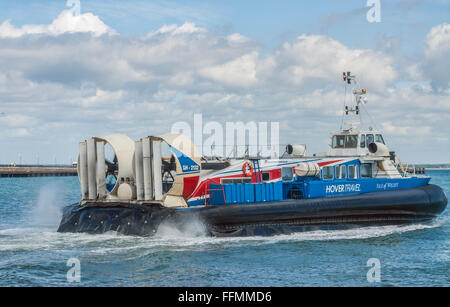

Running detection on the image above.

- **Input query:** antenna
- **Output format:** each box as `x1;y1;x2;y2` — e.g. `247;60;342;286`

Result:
343;72;354;85
341;72;369;130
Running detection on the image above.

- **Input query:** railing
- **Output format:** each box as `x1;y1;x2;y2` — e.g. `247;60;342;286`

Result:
204;179;226;206
198;144;307;160
396;163;426;177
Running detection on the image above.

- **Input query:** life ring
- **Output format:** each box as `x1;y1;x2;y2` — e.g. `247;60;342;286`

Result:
242;162;254;177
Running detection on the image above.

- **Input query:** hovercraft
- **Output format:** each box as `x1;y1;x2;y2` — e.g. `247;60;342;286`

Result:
58;73;447;237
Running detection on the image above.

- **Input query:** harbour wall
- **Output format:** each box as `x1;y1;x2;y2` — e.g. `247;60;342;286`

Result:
0;165;77;178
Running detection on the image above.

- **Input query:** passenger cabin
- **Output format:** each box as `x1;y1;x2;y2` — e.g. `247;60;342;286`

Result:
328;128;386;157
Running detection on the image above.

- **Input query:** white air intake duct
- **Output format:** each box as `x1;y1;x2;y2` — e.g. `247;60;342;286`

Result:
368;142;390;157
286;144;307;157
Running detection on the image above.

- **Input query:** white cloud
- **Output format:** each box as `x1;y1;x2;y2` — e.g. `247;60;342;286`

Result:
381;122;432;136
0;10;115;38
266;35;397;92
227;33;251;45
4;128;32;138
0;114;38;127
80;89;126;108
287;89;343;111
422;23;450;90
0;9;449;163
150;22;206;36
425;23;450;51
199;52;259;88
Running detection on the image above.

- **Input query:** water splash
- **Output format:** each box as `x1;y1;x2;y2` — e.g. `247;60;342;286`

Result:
0;220;443;255
239;222;445;245
30;183;64;228
155;216;207;239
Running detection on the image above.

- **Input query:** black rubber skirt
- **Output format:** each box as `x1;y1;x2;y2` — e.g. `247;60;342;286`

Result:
57;184;447;237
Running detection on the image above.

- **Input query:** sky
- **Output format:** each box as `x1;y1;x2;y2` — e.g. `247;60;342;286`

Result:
0;0;449;164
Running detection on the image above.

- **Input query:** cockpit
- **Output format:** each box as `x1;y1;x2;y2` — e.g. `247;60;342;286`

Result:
332;133;385;149
332;135;358;149
359;133;385;149
329;131;386;156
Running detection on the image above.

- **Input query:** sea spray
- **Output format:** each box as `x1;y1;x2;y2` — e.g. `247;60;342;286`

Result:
155;215;208;239
30;183;64;228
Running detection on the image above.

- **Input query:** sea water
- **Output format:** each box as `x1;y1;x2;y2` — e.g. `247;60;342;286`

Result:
0;171;448;287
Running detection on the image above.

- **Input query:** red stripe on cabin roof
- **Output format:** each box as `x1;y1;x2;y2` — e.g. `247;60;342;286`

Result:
317;160;343;167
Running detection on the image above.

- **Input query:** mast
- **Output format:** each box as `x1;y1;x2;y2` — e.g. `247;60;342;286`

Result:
342;72;369;131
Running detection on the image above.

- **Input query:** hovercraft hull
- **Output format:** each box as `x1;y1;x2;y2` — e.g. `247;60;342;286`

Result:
57;184;447;237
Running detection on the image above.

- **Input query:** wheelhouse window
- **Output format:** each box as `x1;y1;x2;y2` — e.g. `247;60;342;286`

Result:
322;166;334;180
366;134;374;146
332;135;358;149
360;134;366;148
345;135;358;148
360;163;373;178
336;165;347;179
262;172;270;182
375;134;385;144
282;167;294;182
348;165;359;179
332;135;345;149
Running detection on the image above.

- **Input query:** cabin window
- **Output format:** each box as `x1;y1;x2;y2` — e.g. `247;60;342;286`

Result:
349;165;359;179
221;178;252;185
332;135;358;149
360;134;366;148
322;166;334;180
366;134;374;146
336;165;347;179
262;172;270;182
375;134;385;145
335;166;341;179
360;163;373;178
332;135;346;149
282;167;294;182
345;135;358;148
342;166;347;178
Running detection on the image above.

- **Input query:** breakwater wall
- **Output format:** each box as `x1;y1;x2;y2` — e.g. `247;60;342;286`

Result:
0;165;77;178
